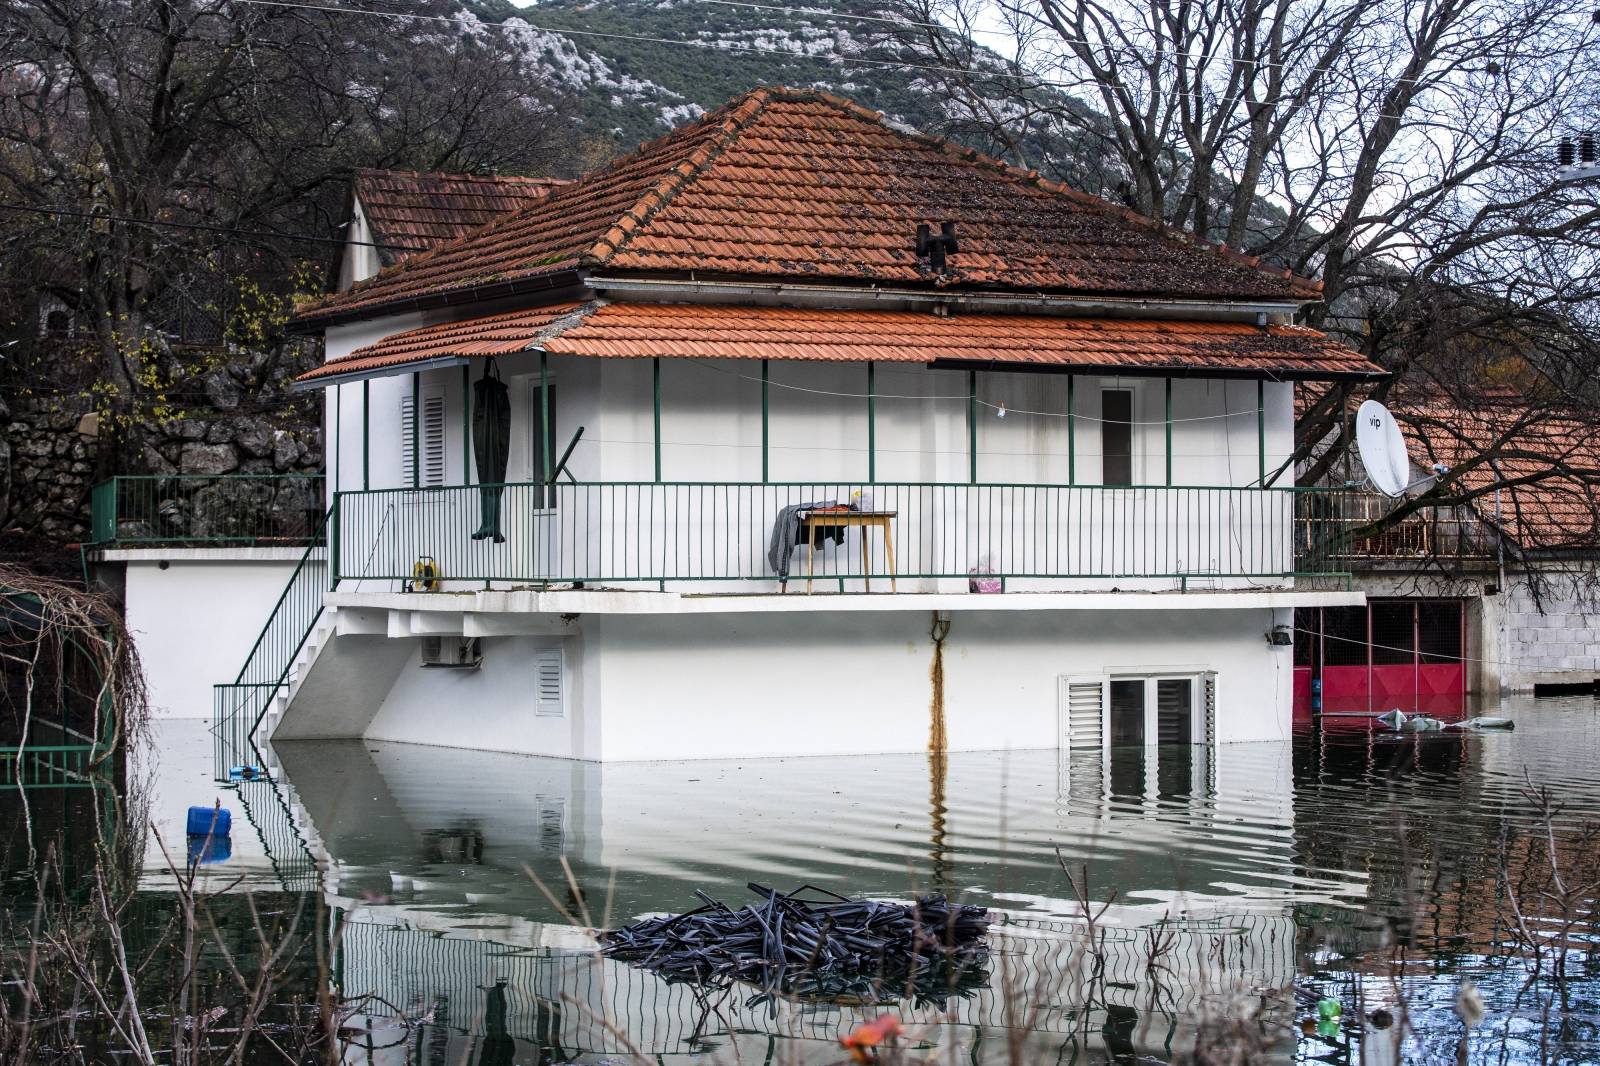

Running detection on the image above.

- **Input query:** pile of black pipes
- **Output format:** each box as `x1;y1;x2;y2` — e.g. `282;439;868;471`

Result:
598;883;991;1010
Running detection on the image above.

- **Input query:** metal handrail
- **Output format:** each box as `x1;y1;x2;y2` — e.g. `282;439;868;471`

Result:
88;473;325;546
212;507;336;781
330;480;1357;586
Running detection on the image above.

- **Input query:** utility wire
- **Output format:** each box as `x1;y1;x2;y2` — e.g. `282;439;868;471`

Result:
683;357;1269;424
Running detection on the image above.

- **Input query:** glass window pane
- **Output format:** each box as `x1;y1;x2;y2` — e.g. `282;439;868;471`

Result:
1156;679;1192;745
1418;600;1463;665
1371;600;1415;665
1101;389;1133;486
1322;606;1368;666
1109;678;1145;745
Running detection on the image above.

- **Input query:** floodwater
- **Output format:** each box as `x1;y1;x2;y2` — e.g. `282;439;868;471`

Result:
10;696;1600;1064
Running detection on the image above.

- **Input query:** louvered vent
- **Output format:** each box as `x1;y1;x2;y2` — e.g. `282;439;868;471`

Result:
534;648;564;717
1157;679;1192;745
1066;680;1104;750
1203;674;1217;744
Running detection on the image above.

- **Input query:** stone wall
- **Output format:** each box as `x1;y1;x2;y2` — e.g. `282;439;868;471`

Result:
0;354;323;544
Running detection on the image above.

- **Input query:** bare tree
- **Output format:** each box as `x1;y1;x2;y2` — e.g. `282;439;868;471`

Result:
0;0;577;448
871;0;1600;541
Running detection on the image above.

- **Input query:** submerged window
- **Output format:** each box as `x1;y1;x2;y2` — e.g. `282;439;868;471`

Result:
1101;388;1133;485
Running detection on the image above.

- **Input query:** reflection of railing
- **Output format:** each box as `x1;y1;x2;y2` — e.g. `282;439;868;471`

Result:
0;745;102;788
89;474;324;546
333;482;1354;589
334;911;1296;1053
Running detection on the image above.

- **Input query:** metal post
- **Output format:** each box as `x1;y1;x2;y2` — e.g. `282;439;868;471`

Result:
410;372;419;488
361;379;370;490
330;492;340;589
867;360;876;483
1165;377;1173;487
462;364;471;484
333;383;341;495
541;351;552;486
968;370;977;484
653;356;662;483
761;358;769;484
1067;374;1075;486
1257;379;1266;485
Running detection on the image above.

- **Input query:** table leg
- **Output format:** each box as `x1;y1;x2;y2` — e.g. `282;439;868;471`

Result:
806;529;815;594
884;519;897;593
862;525;871;593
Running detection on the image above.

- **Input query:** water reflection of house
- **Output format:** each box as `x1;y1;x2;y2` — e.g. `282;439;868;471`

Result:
265;741;1309;1063
212;86;1386;766
1295;388;1600;717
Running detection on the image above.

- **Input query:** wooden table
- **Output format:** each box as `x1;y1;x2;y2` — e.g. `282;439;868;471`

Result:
798;510;897;594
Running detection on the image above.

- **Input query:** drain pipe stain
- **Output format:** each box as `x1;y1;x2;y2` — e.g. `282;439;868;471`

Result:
929;611;952;889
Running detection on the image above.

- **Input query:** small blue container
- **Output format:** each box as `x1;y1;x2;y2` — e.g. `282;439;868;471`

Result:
186;806;232;838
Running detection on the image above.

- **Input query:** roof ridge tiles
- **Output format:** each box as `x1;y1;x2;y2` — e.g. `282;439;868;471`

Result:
587;90;776;267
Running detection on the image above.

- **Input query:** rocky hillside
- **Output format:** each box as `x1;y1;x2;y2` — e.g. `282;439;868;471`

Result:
464;0;1121;192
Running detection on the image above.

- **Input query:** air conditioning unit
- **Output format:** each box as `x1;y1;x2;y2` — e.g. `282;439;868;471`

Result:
419;636;482;670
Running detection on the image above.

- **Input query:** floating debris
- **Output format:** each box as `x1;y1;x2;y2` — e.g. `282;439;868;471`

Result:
598;883;990;1010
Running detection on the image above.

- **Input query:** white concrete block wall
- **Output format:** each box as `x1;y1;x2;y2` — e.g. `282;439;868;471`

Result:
1490;571;1600;689
121;553;306;718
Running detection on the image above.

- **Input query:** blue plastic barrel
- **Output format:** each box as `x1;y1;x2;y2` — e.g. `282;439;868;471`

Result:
186;806;232;838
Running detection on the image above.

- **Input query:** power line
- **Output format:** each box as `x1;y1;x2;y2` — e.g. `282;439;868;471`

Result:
684;357;1267;424
0;201;407;252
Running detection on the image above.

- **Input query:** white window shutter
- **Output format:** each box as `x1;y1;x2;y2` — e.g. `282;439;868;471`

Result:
1062;675;1107;751
399;394;416;485
534;647;564;718
421;394;446;487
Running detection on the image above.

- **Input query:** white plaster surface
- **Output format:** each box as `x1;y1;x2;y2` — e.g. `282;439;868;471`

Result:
122;556;303;718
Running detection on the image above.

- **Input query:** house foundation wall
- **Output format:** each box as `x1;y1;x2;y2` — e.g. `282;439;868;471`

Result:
295;605;1294;760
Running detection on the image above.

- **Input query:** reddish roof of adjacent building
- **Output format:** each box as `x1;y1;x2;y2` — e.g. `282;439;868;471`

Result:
1299;385;1600;550
1401;393;1600;551
353;169;568;265
301;301;1382;384
301;88;1322;325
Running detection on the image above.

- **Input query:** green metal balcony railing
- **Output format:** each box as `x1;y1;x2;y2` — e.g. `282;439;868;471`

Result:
211;507;333;782
89;474;325;547
329;481;1359;589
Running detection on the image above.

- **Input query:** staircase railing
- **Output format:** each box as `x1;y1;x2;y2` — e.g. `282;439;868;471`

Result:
211;506;334;782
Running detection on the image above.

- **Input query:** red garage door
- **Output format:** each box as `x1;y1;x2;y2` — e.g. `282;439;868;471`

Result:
1293;599;1466;727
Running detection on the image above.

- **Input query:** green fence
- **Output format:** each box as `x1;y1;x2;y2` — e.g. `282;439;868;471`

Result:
0;745;103;788
330;481;1358;588
89;474;324;546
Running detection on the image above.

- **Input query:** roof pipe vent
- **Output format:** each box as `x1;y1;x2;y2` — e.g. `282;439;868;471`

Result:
916;222;959;274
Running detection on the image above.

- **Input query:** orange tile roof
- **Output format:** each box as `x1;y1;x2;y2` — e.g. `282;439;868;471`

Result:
353;169;568;265
1298;384;1600;550
300;300;1381;385
1401;394;1600;551
300;88;1322;325
297;303;587;382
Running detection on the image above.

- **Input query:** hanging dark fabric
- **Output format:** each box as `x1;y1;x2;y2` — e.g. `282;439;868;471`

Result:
471;359;511;542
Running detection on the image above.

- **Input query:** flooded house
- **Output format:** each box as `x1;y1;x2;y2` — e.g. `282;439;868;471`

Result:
207;86;1384;765
1292;388;1600;719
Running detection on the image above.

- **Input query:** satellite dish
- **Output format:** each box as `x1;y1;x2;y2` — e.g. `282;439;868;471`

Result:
1355;399;1412;497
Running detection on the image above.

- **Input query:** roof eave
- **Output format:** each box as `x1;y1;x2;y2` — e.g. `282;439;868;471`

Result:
927;357;1387;383
289;270;586;333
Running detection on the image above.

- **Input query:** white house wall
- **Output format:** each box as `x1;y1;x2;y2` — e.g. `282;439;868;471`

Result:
121;553;306;718
300;604;1296;760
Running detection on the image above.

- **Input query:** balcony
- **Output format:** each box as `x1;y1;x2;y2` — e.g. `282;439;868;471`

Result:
330;481;1357;592
89;475;325;548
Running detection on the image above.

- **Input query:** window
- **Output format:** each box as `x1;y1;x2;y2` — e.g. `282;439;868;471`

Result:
1109;679;1146;745
1101;388;1133;486
400;384;447;488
